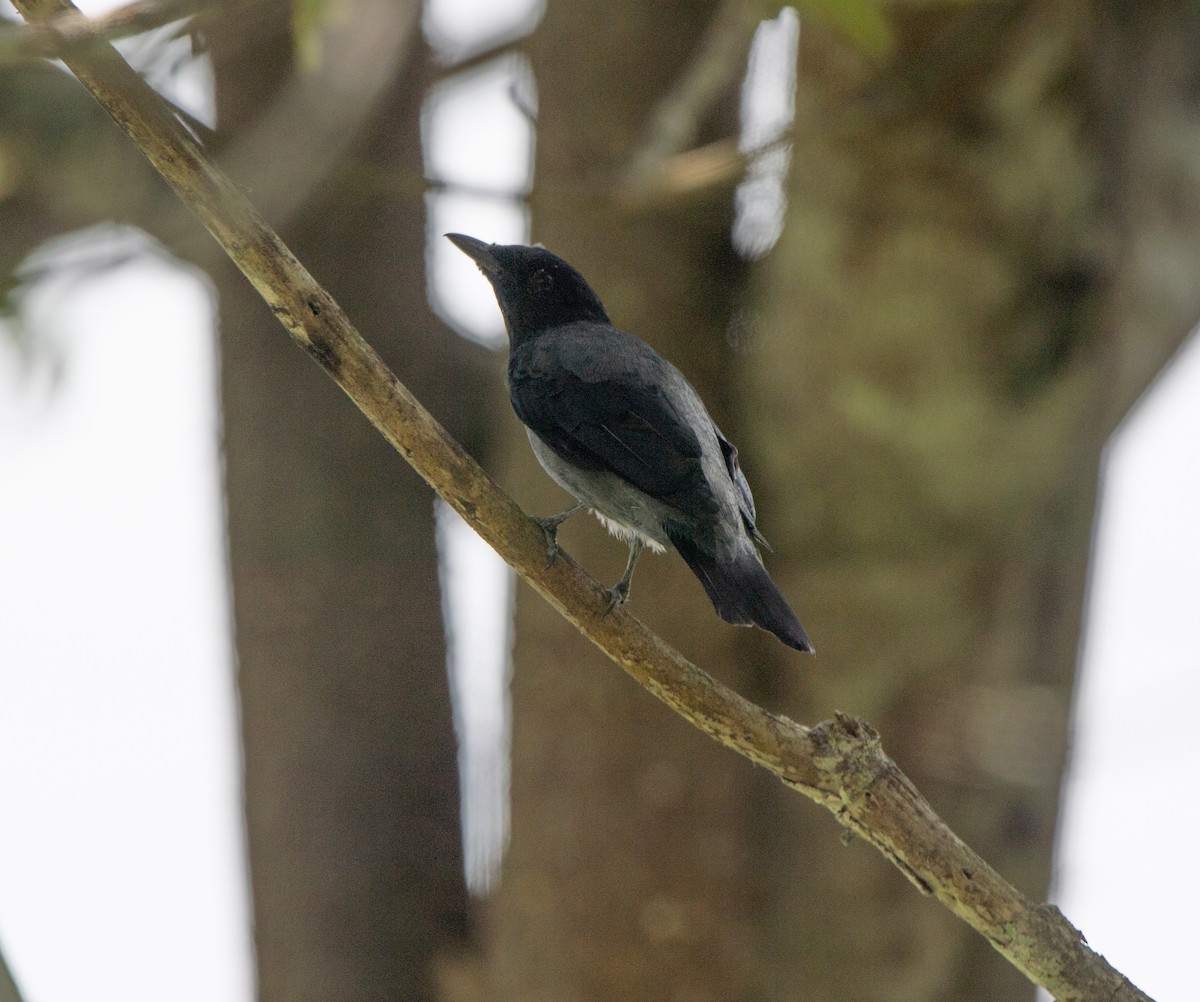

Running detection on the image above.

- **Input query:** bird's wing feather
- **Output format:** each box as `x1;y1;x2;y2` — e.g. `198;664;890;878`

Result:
509;325;717;516
715;429;770;549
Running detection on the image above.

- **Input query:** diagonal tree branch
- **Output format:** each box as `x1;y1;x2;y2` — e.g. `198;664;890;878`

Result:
9;2;1152;999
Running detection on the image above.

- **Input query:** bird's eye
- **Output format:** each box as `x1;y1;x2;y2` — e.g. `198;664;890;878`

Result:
529;269;553;294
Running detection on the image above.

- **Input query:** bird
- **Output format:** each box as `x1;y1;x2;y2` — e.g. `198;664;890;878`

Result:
447;233;813;653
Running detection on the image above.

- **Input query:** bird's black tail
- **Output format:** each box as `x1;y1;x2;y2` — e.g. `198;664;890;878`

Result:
668;531;813;653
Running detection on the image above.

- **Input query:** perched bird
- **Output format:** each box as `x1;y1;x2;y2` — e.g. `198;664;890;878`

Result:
447;233;813;653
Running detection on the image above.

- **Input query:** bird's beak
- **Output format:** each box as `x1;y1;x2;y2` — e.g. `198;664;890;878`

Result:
446;233;503;280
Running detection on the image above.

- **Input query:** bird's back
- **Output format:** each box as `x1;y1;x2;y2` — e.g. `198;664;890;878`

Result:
508;322;737;547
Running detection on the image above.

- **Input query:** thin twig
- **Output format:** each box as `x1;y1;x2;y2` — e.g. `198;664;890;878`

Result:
9;2;1154;999
617;136;797;210
0;0;199;63
620;0;760;199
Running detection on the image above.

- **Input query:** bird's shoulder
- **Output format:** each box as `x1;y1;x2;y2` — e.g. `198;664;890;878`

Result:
508;321;692;427
510;321;673;387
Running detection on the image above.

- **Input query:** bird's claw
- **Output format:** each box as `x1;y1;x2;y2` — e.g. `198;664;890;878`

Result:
530;516;562;570
603;582;630;616
601;537;642;616
530;503;586;570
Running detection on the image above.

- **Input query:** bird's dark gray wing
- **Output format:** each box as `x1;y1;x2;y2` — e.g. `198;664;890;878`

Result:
508;324;719;518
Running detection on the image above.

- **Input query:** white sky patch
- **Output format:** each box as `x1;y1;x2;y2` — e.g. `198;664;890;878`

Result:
0;235;253;1002
733;8;799;259
436;502;515;895
426;191;529;346
424;54;535;346
142;35;215;129
424;55;537;195
423;0;544;63
1049;330;1200;1001
740;7;800;150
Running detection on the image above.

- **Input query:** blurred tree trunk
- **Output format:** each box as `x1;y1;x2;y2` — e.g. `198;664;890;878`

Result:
209;3;492;999
454;3;1200;1001
456;3;774;1000
742;5;1200;998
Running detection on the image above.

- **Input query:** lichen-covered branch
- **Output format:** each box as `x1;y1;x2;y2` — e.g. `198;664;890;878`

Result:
9;2;1153;999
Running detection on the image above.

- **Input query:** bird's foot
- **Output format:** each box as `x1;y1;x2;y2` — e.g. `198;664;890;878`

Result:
603;580;631;617
602;538;643;616
531;502;586;569
529;515;564;570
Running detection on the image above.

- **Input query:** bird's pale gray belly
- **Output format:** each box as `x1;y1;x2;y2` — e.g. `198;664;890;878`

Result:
527;430;668;552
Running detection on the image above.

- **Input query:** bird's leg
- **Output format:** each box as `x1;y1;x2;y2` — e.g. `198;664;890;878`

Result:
530;501;587;568
604;538;645;615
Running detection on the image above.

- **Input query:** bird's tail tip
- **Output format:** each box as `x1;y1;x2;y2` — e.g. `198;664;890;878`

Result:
766;605;814;654
669;531;813;654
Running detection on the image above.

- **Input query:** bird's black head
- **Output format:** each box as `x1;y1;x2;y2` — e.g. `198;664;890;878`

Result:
447;233;610;344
